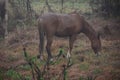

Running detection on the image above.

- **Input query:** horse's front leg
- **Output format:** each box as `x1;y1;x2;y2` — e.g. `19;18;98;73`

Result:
67;35;77;59
46;36;53;61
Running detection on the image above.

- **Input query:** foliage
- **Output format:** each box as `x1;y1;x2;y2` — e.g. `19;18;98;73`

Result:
22;47;73;80
6;69;22;80
8;0;92;30
8;0;36;31
90;0;120;17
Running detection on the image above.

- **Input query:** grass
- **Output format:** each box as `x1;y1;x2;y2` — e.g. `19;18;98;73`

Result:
79;76;95;80
7;54;19;62
18;65;31;71
6;69;32;80
0;68;4;80
93;68;102;75
6;69;22;80
1;11;120;79
79;62;90;71
1;32;119;80
24;75;32;80
2;36;116;79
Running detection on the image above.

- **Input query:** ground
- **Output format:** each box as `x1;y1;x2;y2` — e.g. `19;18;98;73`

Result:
0;17;120;80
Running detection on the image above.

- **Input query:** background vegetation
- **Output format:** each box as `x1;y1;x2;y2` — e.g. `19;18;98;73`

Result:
7;0;120;32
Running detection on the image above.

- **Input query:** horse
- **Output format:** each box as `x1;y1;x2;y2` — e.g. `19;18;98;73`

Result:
37;12;101;60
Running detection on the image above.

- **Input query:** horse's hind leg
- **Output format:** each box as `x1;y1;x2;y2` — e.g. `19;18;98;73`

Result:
46;36;53;61
67;35;77;59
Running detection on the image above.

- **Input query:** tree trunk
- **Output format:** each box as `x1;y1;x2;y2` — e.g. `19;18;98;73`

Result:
4;0;8;37
89;0;120;17
26;0;32;22
61;0;64;13
45;0;54;12
0;0;6;39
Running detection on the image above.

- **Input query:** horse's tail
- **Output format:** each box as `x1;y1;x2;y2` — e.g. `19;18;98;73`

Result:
38;18;44;57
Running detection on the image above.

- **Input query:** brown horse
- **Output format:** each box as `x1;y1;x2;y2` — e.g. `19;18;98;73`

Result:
38;12;101;60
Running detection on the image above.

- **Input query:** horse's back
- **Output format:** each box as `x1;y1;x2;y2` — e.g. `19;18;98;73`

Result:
40;13;58;24
38;12;85;36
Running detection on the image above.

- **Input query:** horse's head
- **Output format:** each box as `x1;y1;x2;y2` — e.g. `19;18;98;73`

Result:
92;33;101;56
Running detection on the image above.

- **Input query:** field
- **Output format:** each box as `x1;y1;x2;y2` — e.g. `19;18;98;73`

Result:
0;1;120;80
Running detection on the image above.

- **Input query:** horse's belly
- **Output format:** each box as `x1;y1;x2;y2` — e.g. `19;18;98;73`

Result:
55;32;69;37
55;26;77;37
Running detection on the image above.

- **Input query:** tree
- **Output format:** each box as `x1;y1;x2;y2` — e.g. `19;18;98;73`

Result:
90;0;120;17
0;0;7;39
26;0;32;22
45;0;54;12
60;0;64;13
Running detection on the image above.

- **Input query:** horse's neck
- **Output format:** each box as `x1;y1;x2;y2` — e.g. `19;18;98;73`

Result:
82;21;97;42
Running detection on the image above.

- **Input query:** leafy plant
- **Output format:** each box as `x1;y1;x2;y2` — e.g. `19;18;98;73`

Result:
23;48;44;80
22;47;74;80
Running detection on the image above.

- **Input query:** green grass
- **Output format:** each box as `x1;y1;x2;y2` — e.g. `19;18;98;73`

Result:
6;69;22;80
6;69;32;80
